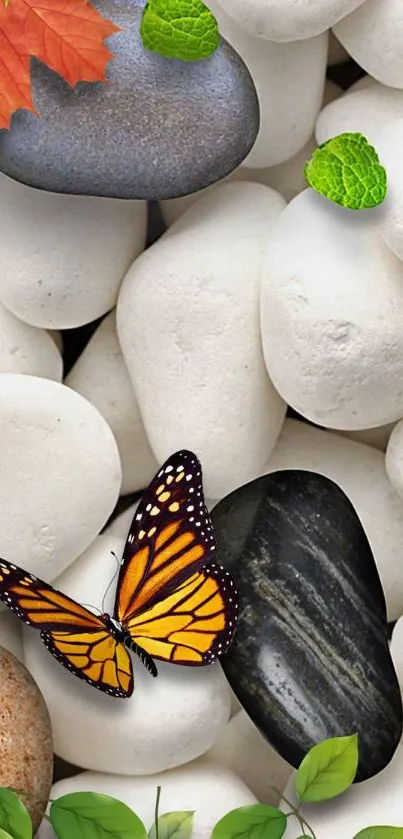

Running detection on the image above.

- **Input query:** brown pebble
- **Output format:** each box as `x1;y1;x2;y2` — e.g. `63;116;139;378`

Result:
0;645;53;832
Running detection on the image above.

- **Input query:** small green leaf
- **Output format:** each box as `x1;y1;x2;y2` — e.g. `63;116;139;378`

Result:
295;733;359;803
304;132;387;210
149;811;194;839
0;790;32;839
140;0;219;61
211;804;287;839
50;792;147;839
354;829;403;839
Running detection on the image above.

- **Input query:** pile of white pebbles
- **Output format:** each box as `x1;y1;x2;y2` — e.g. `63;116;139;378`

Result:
1;1;403;837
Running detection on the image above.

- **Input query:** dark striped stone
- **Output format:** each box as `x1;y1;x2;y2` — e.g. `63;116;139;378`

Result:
212;470;402;781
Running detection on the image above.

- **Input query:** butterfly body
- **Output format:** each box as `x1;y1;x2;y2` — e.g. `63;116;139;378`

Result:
0;450;238;697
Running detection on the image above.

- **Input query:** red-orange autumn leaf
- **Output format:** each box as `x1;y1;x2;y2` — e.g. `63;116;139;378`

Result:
0;0;120;128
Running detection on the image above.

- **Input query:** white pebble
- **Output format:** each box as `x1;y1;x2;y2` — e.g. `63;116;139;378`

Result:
213;0;366;42
0;303;62;380
65;311;158;495
161;80;341;227
0;375;121;581
206;1;328;169
0;174;147;328
390;618;403;696
117;183;287;500
200;710;292;805
281;744;403;838
336;423;396;451
373;119;403;262
264;419;403;621
260;189;403;429
37;763;256;839
23;535;231;773
386;421;403;503
0;611;23;662
103;502;140;539
334;0;403;88
316;82;403;146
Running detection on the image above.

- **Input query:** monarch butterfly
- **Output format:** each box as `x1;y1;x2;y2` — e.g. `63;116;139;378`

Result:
0;450;238;697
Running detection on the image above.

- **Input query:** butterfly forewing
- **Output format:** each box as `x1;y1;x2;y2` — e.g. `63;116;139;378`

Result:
116;450;217;623
0;559;134;697
125;562;239;665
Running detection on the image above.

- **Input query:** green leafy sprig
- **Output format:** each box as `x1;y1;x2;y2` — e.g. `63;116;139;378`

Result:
304;132;387;210
140;0;219;62
2;734;402;839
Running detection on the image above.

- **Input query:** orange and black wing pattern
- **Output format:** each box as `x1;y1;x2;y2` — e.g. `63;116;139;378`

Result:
0;560;133;697
115;450;217;623
115;450;239;667
125;562;238;666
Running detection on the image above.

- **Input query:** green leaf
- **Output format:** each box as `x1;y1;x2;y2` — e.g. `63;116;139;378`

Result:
140;0;219;61
211;804;287;839
149;811;194;839
50;792;147;839
0;830;17;839
353;830;403;839
0;790;32;839
295;733;359;803
304;132;387;210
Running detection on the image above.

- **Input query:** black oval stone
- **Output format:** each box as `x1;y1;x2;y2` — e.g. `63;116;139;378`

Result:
212;469;402;782
0;0;259;200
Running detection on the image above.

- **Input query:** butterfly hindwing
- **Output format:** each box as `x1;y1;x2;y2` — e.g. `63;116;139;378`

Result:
124;562;239;666
116;450;217;623
41;630;134;698
0;559;134;697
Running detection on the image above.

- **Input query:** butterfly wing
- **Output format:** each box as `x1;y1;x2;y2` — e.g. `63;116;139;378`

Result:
0;559;133;697
124;562;239;666
115;450;216;624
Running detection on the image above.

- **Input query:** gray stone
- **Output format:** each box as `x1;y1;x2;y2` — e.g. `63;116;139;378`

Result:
0;0;259;200
212;469;402;782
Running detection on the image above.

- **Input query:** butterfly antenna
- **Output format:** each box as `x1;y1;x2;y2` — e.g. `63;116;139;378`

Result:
81;603;102;616
101;552;121;614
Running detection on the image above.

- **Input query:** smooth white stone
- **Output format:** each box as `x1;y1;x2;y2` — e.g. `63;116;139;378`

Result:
37;764;257;839
386;421;403;502
336;423;396;451
0;375;121;582
200;710;292;804
373;120;403;262
161;80;341;227
47;330;63;354
260;189;403;429
316;82;403;146
0;612;23;662
23;535;231;773
327;30;350;64
65;311;158;495
390;618;403;697
347;74;378;93
0;303;62;380
206;1;328;169
213;0;366;42
263;419;403;621
118;183;287;500
334;0;403;88
281;744;403;838
0;174;147;329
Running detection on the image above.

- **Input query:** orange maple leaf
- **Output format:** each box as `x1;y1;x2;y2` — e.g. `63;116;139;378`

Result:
0;0;120;129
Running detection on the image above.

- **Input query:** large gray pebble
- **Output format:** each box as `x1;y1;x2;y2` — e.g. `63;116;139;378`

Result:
0;0;259;199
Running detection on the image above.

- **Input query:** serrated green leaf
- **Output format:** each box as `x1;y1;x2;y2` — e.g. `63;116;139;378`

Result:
304;132;387;210
211;804;287;839
0;790;32;839
295;733;359;803
149;811;194;839
50;792;147;839
353;829;403;839
140;0;219;61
